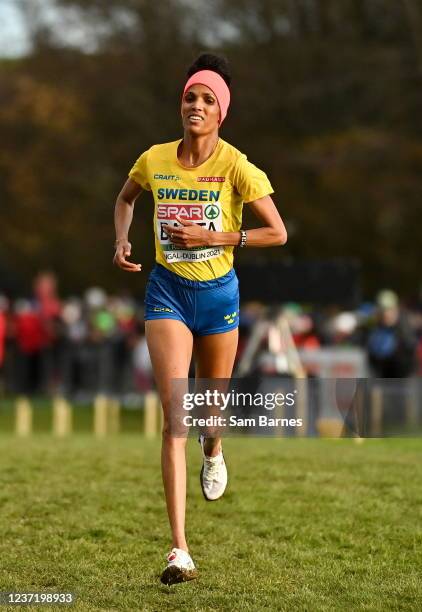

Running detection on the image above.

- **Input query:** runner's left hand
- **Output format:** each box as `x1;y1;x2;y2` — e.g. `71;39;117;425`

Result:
163;215;211;248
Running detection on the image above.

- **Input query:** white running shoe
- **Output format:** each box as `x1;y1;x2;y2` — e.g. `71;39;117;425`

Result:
160;548;198;585
199;435;228;501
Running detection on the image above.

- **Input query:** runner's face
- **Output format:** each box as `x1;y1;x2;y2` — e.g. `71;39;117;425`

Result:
181;84;220;134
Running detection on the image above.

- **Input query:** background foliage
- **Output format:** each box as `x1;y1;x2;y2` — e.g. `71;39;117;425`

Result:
1;0;421;297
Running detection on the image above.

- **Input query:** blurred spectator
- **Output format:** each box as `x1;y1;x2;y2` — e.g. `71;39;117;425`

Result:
33;271;63;394
1;275;420;400
85;287;116;397
238;302;266;361
367;290;417;378
60;297;87;398
110;296;138;396
13;299;45;394
290;313;320;350
328;312;359;347
417;339;422;376
132;321;153;392
0;296;7;390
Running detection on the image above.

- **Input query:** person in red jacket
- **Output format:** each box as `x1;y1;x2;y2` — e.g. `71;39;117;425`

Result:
0;296;7;382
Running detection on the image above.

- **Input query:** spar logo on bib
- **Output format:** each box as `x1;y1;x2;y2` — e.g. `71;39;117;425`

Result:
157;204;202;222
204;204;220;220
156;201;224;263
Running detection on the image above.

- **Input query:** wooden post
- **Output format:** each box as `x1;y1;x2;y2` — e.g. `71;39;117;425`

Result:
316;379;344;438
52;396;72;437
15;396;32;436
274;385;285;437
144;391;159;438
295;377;307;437
108;398;121;434
370;385;383;437
405;378;418;430
94;394;108;437
315;417;344;438
350;382;365;443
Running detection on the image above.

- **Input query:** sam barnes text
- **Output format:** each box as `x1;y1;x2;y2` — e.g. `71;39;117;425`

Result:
183;415;303;427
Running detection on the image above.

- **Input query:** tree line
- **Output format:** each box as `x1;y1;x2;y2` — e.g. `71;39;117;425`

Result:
1;0;421;299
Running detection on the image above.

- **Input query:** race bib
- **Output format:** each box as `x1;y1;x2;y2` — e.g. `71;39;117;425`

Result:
156;202;224;263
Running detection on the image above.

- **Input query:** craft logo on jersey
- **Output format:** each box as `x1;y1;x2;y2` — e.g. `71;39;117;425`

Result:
197;176;225;182
154;173;180;181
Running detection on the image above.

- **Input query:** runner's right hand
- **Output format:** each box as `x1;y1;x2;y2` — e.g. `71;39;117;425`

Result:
113;240;142;272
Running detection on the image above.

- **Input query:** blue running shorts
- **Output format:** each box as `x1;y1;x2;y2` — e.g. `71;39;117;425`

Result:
144;264;239;336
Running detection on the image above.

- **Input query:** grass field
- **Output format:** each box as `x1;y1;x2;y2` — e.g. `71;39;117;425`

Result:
0;434;421;611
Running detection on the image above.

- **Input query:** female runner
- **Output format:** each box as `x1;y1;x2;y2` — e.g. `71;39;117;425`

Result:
113;53;287;585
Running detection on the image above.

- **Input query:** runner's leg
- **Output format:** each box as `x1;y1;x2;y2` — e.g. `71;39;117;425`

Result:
146;319;193;552
194;328;238;456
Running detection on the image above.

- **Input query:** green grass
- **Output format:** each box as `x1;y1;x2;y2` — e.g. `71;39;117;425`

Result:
0;435;421;611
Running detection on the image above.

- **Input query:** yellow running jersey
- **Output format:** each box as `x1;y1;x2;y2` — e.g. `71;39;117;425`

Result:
129;138;273;281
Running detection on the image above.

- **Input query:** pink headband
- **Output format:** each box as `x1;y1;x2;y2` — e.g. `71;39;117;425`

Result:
182;70;231;126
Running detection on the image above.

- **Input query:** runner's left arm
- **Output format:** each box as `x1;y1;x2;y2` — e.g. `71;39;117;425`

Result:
239;194;287;246
166;196;287;248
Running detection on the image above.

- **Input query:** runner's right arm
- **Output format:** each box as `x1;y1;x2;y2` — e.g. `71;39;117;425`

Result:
113;178;143;272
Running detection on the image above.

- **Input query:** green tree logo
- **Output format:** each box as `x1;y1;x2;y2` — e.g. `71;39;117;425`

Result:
204;204;219;220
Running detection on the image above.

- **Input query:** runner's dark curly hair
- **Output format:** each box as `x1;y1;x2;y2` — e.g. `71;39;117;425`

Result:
187;53;231;87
